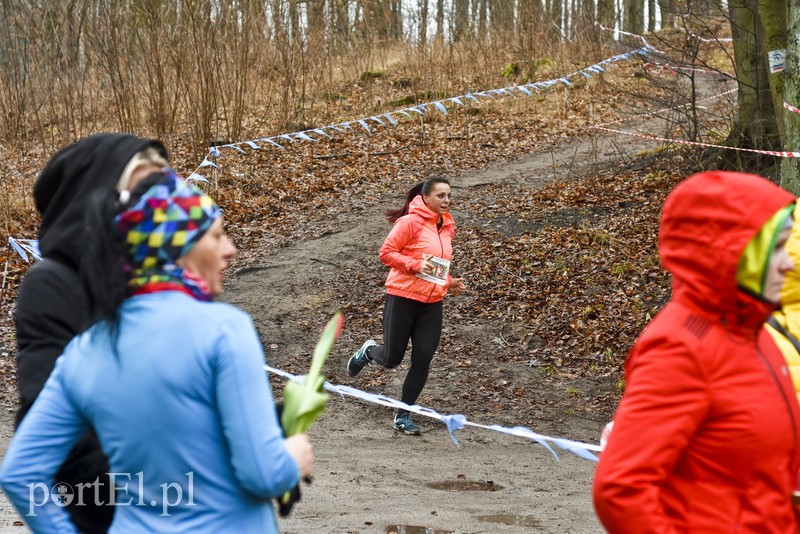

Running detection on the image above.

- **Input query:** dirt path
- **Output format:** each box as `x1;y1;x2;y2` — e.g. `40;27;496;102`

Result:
0;73;734;532
217;128;662;534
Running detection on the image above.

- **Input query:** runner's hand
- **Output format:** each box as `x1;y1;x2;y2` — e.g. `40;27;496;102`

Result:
285;433;314;478
449;278;466;296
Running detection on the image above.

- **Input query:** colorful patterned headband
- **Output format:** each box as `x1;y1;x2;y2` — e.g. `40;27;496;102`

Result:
115;170;220;270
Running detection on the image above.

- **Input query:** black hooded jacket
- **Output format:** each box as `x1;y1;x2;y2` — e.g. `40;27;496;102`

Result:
34;132;168;269
17;133;167;417
14;133;167;533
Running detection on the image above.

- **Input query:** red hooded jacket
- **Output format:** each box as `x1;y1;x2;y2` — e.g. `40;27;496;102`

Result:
379;195;455;303
593;171;800;533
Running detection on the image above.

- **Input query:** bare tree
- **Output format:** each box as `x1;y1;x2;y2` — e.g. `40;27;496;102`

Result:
658;0;675;27
623;0;644;34
362;0;389;41
391;0;403;39
330;0;351;53
725;0;782;168
454;0;469;41
419;0;429;44
598;0;616;28
491;0;515;37
757;0;788;138
781;0;800;192
436;0;445;42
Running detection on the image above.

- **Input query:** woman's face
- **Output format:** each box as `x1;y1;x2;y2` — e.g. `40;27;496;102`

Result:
177;218;236;296
764;225;795;304
423;182;452;215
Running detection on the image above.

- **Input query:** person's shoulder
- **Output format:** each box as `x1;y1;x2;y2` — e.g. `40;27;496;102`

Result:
388;213;423;235
206;300;250;320
128;292;250;325
630;302;725;371
191;301;260;349
185;298;253;327
395;212;421;225
17;259;85;316
57;324;106;374
443;213;456;233
127;295;258;351
637;302;707;341
19;258;79;287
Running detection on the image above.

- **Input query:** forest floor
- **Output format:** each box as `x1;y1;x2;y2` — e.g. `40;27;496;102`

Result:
0;46;737;532
222;124;687;534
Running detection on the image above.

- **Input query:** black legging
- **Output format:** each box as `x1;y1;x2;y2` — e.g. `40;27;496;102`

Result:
367;294;443;414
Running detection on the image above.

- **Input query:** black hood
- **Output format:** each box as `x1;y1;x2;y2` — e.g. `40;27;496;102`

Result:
34;133;168;268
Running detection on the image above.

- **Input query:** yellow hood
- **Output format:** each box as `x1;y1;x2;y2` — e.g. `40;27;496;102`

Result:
781;205;800;322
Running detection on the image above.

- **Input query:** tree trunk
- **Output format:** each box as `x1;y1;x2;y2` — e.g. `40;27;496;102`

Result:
331;0;351;53
781;0;800;193
435;0;444;43
419;0;429;45
598;0;616;28
519;0;539;52
623;0;644;34
390;0;403;40
722;0;782;172
492;0;515;37
454;0;469;41
477;0;488;40
307;0;326;49
580;0;596;35
757;0;788;139
549;0;563;41
363;0;389;41
288;0;302;46
658;0;674;27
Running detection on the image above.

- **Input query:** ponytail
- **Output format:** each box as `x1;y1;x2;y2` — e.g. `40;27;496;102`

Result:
81;172;167;326
81;188;128;327
385;176;450;223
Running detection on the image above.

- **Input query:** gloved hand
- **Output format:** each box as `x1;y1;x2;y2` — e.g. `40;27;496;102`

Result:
277;477;312;517
274;402;311;517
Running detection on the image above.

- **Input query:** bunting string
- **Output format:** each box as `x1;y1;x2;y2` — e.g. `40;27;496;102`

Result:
264;364;601;461
643;62;735;79
1;64;737;264
691;35;733;43
7;238;41;264
784;101;800;115
0;41;782;462
592;124;800;158
11;47;750;260
595;23;657;50
596;22;732;46
593;87;736;128
2;239;40;304
185;45;655;183
677;27;733;43
587;72;800;157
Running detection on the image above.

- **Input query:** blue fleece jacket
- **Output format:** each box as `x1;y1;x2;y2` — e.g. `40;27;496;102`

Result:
0;291;299;533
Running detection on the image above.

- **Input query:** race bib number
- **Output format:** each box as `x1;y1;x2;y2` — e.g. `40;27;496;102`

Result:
416;254;450;286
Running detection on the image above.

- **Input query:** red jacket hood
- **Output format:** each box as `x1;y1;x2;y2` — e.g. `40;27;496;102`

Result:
659;171;795;330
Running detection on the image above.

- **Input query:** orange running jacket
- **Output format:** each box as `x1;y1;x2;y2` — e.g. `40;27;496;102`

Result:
379;195;455;304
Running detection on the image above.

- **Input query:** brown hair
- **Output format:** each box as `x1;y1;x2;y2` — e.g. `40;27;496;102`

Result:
385;176;450;223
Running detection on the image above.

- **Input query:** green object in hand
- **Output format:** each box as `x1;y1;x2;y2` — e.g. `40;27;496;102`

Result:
279;312;344;505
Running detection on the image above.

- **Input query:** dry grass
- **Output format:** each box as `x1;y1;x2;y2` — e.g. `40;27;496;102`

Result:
0;2;736;303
